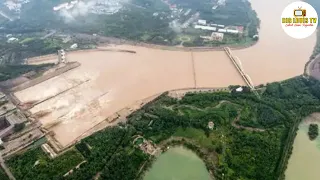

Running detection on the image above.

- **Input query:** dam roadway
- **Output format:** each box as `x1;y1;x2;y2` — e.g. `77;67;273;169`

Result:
224;47;255;89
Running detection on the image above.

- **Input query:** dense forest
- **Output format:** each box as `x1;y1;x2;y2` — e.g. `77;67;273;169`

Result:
0;64;53;82
0;167;9;180
6;148;84;179
0;0;259;47
6;76;320;180
0;37;61;65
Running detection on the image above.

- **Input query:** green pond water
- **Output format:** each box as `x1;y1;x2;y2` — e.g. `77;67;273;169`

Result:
286;123;320;180
144;146;211;180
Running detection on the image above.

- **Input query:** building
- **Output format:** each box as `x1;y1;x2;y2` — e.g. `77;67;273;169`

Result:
217;0;226;6
194;25;216;31
218;29;227;33
201;32;224;41
210;24;225;28
198;19;207;25
236;87;243;92
0;110;27;138
7;37;18;43
70;43;78;49
211;32;224;41
237;26;244;33
208;121;214;130
226;29;239;34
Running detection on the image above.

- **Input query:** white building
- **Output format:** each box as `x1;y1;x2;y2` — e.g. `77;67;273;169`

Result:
70;43;78;49
208;121;214;130
218;29;227;33
7;37;18;43
198;19;207;25
236;87;243;92
226;29;239;34
194;25;216;31
217;0;226;6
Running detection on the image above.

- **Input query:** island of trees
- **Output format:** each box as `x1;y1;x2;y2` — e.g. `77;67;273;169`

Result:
308;124;319;140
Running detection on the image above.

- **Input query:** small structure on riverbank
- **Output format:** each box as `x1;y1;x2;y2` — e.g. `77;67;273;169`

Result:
133;136;157;155
208;121;214;130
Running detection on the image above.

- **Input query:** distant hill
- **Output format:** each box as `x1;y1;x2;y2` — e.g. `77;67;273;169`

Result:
307;0;320;26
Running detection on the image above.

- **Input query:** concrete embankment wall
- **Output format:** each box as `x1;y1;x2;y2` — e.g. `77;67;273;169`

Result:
11;62;80;92
92;33;258;52
26;54;58;64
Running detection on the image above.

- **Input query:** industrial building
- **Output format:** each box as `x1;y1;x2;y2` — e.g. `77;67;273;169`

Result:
200;32;224;41
194;25;217;31
226;29;239;34
211;32;224;41
0;95;27;139
198;19;207;25
0;112;27;138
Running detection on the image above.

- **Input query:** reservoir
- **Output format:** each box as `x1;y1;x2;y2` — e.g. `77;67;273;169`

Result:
143;147;211;180
20;0;317;147
285;115;320;180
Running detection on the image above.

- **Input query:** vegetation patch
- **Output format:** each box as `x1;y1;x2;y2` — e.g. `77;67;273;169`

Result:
308;123;319;140
0;167;9;180
6;76;320;180
0;64;53;82
7;147;84;180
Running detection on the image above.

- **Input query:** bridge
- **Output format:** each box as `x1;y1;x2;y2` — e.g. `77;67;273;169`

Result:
224;47;260;98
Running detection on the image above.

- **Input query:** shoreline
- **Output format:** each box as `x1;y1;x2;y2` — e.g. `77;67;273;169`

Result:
23;39;258;65
304;54;320;79
96;35;259;52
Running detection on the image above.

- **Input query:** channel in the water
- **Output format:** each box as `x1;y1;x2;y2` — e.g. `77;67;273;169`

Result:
143;146;211;180
285;114;320;180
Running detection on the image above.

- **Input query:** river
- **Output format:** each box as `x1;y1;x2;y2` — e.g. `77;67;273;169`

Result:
285;116;320;180
19;0;317;147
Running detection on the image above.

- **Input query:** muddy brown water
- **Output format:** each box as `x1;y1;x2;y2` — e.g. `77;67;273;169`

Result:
285;120;320;180
15;0;316;147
